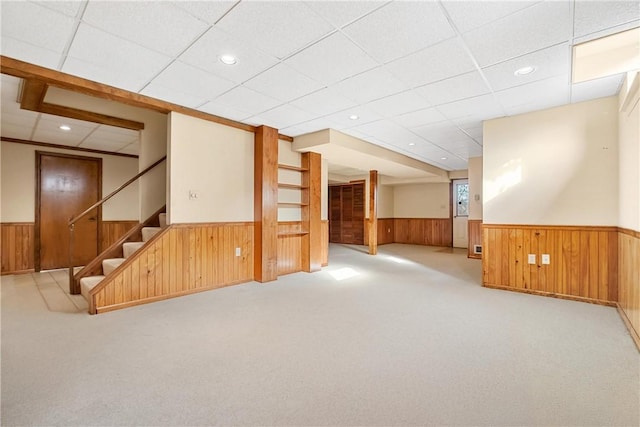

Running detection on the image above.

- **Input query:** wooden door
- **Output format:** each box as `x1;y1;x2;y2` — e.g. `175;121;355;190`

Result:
452;179;469;248
328;183;365;245
36;152;101;271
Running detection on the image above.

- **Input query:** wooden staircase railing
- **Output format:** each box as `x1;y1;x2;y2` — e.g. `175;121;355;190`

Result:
68;156;166;294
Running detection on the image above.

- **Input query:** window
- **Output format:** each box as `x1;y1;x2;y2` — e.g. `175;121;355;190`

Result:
456;182;469;217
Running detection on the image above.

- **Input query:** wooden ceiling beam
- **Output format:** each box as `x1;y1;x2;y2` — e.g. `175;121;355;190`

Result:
3;55;295;140
39;102;145;131
19;79;47;110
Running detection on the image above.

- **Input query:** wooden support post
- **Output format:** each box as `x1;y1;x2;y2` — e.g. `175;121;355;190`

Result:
302;152;322;272
254;126;278;282
368;170;378;255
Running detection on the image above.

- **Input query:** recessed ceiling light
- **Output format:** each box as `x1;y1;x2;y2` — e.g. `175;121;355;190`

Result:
408;142;415;146
441;157;448;160
514;66;536;76
219;54;237;65
59;125;71;131
349;114;359;120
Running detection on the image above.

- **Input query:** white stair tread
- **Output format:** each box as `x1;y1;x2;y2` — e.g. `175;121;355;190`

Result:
103;258;126;275
142;227;162;242
80;276;105;300
123;241;145;258
159;213;167;229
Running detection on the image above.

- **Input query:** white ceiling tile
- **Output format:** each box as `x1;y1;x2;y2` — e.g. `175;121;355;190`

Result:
173;1;237;25
278;125;307;137
289;88;357;117
332;67;407;103
416;71;491;106
285;32;378;85
573;20;640;45
32;123;94;145
351;120;424;146
322;106;384;128
65;24;171;92
574;1;640;38
247;104;315;130
571;73;626;104
386;37;476;87
243;63;324;102
464;1;572;67
343;1;455;63
289;117;343;134
366;90;430;118
82;1;208;56
1;1;76;53
1;123;34;140
393;108;448;128
496;75;569;109
38;113;100;132
179;27;279;84
215;1;334;59
437;94;505;121
117;143;140;155
304;1;386;29
443;1;542;33
0;111;39;129
79;141;130;152
148;61;236;101
32;1;83;17
197;101;253;123
141;82;209;109
412;122;473;145
210;86;282;117
482;43;570;92
1;36;62;70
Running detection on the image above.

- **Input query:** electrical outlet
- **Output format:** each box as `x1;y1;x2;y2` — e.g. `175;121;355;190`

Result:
235;247;241;257
528;254;536;264
542;254;550;265
387;228;391;233
188;190;198;200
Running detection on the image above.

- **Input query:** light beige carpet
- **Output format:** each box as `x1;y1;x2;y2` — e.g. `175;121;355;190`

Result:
1;243;638;426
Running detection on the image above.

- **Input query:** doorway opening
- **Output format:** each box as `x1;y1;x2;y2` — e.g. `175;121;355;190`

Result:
452;179;469;249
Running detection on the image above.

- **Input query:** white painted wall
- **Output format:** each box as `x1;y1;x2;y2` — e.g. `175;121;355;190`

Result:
483;97;619;226
0;141;139;222
393;183;450;218
618;72;640;231
168;112;253;223
378;185;394;218
468;157;483;220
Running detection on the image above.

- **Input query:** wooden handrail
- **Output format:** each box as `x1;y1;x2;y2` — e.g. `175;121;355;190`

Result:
68;156;166;226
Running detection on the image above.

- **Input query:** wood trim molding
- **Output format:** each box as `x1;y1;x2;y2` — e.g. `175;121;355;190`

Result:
482;223;619;232
2;137;139;159
254;125;278;282
368;170;378;255
616;303;640;352
619;227;640;238
2;55;293;140
484;283;616;307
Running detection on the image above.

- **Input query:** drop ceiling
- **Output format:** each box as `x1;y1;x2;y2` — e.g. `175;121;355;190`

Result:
1;1;638;171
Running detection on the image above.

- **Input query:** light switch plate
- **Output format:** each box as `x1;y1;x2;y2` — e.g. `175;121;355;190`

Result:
235;247;241;257
542;254;550;265
528;254;536;264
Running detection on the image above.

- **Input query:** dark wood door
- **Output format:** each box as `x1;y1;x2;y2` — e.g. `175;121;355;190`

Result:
37;152;101;270
329;183;364;245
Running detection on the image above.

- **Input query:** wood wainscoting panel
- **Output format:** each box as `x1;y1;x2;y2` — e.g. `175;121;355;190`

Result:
101;221;138;252
365;218;394;246
321;220;329;266
89;223;254;314
394;218;452;247
618;229;640;349
468;220;482;259
278;221;303;275
1;223;35;274
483;224;618;304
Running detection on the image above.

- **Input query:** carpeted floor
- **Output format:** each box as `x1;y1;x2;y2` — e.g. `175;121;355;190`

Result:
1;243;638;426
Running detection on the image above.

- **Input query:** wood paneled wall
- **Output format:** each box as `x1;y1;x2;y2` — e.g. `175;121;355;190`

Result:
277;222;303;275
364;218;395;246
394;218;452;247
468;220;482;259
1;223;34;274
89;223;253;314
618;229;640;349
101;221;138;252
482;224;618;304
